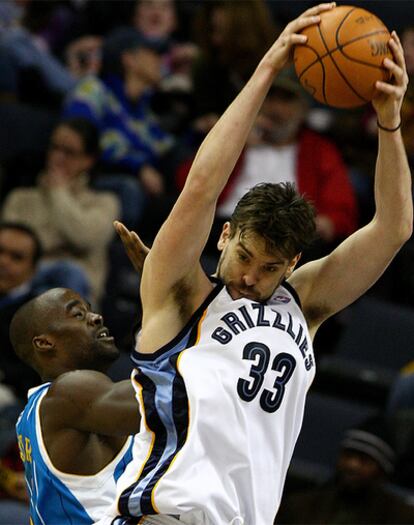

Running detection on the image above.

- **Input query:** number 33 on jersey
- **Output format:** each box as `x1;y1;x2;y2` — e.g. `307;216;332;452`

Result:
111;279;315;524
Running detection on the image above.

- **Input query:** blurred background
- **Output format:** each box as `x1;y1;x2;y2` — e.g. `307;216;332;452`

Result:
0;1;414;523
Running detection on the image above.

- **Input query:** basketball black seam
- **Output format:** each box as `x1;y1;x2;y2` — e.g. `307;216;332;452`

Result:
332;6;369;100
320;52;327;104
297;30;389;78
296;44;328;102
340;31;389;69
296;45;320;80
317;8;367;103
317;23;334;103
297;7;389;104
336;6;388;69
336;6;357;42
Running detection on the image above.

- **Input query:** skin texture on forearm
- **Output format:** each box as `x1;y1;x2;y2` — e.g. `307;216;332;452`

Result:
374;129;413;243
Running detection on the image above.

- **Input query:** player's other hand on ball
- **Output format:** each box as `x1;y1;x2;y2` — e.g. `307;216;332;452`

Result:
373;31;409;128
265;3;336;72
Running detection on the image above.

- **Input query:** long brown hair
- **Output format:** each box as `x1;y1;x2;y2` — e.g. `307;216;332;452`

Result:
193;0;277;78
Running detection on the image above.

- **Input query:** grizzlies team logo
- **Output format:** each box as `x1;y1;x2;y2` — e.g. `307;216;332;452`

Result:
272;294;291;304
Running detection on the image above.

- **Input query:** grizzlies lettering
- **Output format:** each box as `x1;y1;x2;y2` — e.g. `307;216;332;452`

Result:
211;303;314;371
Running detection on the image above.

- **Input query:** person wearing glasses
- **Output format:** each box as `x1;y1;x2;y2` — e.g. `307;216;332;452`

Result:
1;117;120;306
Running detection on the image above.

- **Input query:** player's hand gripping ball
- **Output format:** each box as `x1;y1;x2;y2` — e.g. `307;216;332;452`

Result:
294;5;393;108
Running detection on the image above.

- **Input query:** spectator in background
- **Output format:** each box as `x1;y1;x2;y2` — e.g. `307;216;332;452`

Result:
131;0;198;135
2;118;119;306
133;0;177;47
190;0;277;135
65;35;103;80
131;0;197;92
0;458;28;525
177;75;358;262
385;363;414;491
64;27;176;238
0;222;41;399
133;0;195;76
276;417;414;524
0;229;31;520
0;0;76;108
221;77;357;256
0;0;25;33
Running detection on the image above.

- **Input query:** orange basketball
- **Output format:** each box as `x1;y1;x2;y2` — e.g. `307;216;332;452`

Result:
293;5;392;108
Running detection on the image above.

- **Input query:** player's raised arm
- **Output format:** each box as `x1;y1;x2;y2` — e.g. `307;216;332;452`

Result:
140;4;337;346
290;31;413;334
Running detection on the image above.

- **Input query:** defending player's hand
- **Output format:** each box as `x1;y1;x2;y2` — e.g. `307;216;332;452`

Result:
265;3;336;72
373;31;409;128
114;220;149;276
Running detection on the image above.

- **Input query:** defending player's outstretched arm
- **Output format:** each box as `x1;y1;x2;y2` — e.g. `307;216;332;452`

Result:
42;370;140;438
139;4;337;355
289;30;413;337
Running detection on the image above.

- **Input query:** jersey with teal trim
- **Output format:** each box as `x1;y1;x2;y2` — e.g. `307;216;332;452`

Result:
16;383;133;525
99;279;315;525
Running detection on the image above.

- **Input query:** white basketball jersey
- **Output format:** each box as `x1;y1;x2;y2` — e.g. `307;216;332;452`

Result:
100;279;315;525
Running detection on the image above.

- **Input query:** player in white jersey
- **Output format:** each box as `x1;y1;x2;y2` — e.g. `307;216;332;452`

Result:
98;2;412;524
10;288;141;524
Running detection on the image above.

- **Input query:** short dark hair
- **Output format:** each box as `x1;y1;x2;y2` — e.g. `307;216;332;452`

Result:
0;221;43;266
10;296;39;370
229;182;316;259
56;117;100;157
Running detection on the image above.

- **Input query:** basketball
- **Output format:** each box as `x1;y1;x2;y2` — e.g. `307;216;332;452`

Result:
293;5;393;108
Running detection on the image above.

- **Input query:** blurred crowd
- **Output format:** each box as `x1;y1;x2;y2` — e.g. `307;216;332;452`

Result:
0;1;414;523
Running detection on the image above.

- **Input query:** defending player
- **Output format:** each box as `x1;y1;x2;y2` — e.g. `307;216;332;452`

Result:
11;288;140;524
100;3;412;524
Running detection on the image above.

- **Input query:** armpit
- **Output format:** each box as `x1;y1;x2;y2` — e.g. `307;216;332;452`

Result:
303;302;332;327
172;278;194;322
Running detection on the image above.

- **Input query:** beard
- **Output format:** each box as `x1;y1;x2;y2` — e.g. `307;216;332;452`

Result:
79;341;120;372
261;118;302;145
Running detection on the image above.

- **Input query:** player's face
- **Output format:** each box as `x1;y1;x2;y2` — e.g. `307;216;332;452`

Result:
216;223;300;303
47;290;119;370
